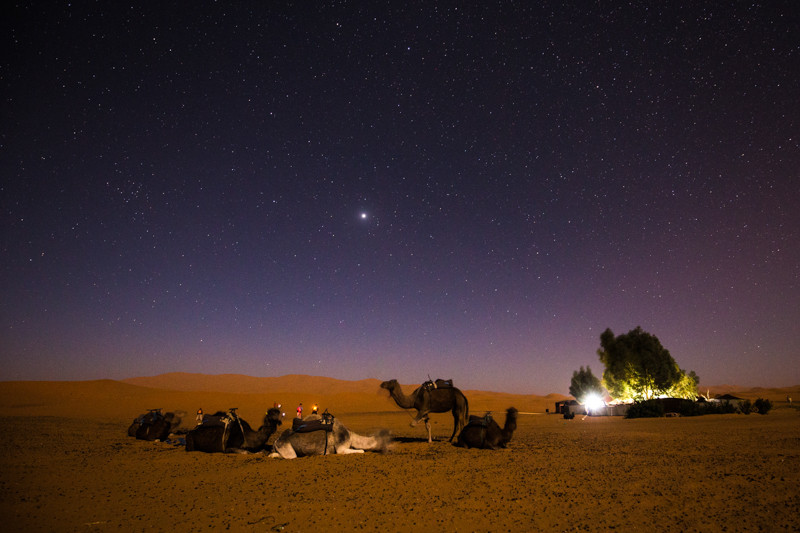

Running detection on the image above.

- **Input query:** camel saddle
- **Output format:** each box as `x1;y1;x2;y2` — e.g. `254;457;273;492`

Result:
421;378;454;392
466;412;494;428
202;415;233;428
135;408;164;426
292;410;334;433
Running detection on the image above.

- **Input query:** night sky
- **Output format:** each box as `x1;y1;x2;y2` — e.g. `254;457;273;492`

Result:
2;2;798;394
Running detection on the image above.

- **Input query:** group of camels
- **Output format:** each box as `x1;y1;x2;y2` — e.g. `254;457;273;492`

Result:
128;378;517;457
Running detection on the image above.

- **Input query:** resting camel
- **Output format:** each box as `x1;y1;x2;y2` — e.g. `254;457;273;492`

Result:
128;409;182;441
185;408;283;453
269;411;390;459
455;407;518;449
380;379;469;443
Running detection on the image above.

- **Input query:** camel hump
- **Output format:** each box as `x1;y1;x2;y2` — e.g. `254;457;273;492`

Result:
292;419;333;433
466;412;493;428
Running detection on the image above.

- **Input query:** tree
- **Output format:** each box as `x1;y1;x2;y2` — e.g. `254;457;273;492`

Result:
569;366;604;402
670;370;700;399
597;326;699;401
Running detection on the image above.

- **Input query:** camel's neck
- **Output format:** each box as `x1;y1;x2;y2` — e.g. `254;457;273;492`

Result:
502;416;517;437
253;424;276;443
388;385;417;409
238;425;268;448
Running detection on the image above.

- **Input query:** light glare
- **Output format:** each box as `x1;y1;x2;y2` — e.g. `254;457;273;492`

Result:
584;393;605;413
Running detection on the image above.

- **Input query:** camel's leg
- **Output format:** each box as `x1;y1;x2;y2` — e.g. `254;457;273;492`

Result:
409;410;430;427
409;412;433;442
449;410;460;442
337;448;365;454
268;441;297;459
225;447;249;454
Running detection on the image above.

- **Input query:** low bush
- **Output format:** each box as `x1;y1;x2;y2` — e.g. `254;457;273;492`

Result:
739;399;753;414
753;398;773;415
676;400;707;417
623;398;752;418
625;399;664;418
695;401;736;415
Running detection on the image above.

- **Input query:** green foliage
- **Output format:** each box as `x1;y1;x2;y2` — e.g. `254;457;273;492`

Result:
597;326;699;401
754;398;773;415
671;370;700;398
568;366;604;402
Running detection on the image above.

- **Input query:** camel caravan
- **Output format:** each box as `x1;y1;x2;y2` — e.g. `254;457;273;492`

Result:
126;377;518;456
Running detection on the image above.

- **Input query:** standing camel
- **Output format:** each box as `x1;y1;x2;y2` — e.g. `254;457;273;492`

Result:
380;379;469;443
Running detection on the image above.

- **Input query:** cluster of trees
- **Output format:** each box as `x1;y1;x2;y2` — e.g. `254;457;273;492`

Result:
570;326;699;403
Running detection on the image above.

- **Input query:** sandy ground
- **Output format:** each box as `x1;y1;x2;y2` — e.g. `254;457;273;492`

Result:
0;378;798;532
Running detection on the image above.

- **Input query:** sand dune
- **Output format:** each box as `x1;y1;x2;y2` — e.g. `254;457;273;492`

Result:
121;372;387;395
0;375;568;423
2;374;796;422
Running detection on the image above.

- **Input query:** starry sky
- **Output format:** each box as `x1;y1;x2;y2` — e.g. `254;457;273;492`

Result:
2;2;798;394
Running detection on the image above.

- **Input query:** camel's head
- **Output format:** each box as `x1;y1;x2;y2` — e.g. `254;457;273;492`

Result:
165;411;183;430
379;379;398;391
504;407;519;433
264;407;284;427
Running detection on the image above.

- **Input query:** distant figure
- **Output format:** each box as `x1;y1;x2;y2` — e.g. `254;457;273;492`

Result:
312;404;318;414
196;408;204;425
296;403;303;419
788;396;793;405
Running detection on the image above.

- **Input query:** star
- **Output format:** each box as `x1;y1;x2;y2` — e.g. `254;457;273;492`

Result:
3;2;796;393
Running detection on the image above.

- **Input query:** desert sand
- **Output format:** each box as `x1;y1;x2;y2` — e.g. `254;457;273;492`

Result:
0;375;798;532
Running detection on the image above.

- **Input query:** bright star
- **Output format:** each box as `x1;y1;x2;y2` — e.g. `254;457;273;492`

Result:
360;212;368;220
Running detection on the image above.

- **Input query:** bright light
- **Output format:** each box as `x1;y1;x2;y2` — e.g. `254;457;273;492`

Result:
583;393;605;414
